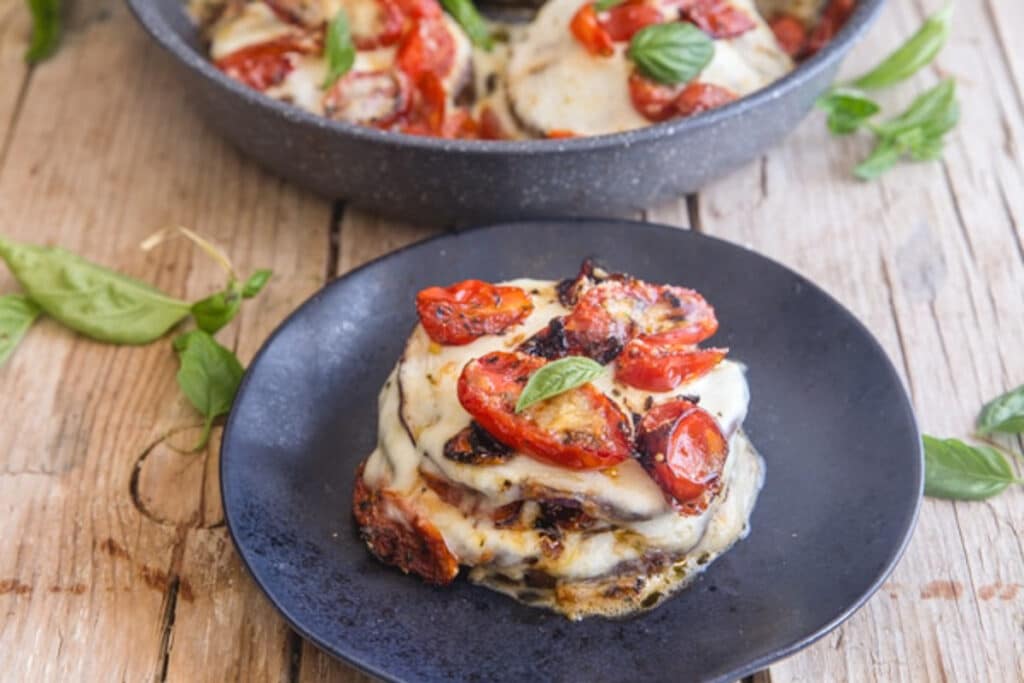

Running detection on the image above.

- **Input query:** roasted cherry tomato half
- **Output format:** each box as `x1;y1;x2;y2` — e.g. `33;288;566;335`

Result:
807;0;855;55
394;0;443;19
323;70;411;126
570;4;615;57
674;82;737;118
678;0;756;39
397;17;457;81
636;399;728;512
400;72;448;135
598;0;663;42
457;351;632;469
215;36;312;90
616;337;726;392
477;106;507;140
628;71;681;122
768;14;808;58
416;280;534;345
562;279;718;362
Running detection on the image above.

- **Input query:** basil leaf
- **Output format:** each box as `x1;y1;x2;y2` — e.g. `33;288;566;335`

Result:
191;284;241;335
854;138;901;180
441;0;493;51
875;79;959;139
817;88;881;135
0;294;41;367
322;11;355;89
174;330;245;450
923;436;1020;501
628;23;714;86
978;385;1024;435
242;269;273;299
594;0;625;10
0;235;191;344
851;5;952;91
515;356;604;413
26;0;62;64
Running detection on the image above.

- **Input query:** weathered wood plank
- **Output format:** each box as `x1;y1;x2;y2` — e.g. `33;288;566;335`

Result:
694;1;1024;681
0;0;31;154
0;0;331;681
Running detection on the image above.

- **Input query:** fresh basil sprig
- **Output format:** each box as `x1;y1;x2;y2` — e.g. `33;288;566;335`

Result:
26;0;62;64
322;11;356;90
441;0;493;51
816;6;958;180
0;295;41;367
854;79;959;180
174;330;245;450
628;23;714;86
0;235;192;344
515;356;604;413
977;384;1024;435
850;5;952;91
923;436;1021;501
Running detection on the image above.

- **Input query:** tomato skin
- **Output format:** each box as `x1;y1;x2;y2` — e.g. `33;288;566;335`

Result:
415;280;534;345
351;0;406;50
628;71;681;122
393;0;442;20
616;338;726;392
570;4;615;57
397;17;456;82
561;279;718;362
679;0;756;39
477;106;507;140
769;14;808;58
807;0;855;55
547;129;578;139
457;351;632;469
598;0;663;42
215;37;311;90
674;81;736;117
636;399;728;513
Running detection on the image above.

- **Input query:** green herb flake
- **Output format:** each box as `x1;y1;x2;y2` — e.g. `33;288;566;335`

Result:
322;11;356;90
441;0;493;51
242;269;273;299
0;294;41;367
515;356;604;413
923;436;1021;501
174;330;245;450
627;22;715;86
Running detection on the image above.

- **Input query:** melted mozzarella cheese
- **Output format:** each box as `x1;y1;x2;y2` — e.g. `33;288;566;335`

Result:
209;2;296;60
506;0;648;136
363;278;763;593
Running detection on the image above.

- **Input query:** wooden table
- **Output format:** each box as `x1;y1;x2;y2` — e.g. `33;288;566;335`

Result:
2;0;1022;679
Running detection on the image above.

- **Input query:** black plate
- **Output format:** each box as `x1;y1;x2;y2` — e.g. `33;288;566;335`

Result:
221;220;922;683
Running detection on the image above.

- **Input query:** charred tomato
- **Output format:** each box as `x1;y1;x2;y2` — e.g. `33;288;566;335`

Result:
616;338;726;392
457;351;631;469
636;399;728;513
416;280;533;345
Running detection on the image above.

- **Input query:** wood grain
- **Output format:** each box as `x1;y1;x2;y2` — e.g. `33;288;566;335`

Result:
1;0;1023;680
693;1;1024;680
0;0;330;681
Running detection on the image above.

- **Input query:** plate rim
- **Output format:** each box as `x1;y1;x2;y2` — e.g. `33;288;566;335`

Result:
220;218;924;683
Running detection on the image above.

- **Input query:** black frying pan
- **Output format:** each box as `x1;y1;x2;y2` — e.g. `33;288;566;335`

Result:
127;0;885;223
